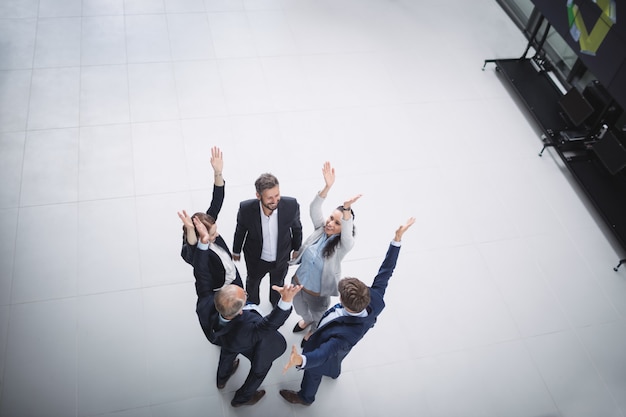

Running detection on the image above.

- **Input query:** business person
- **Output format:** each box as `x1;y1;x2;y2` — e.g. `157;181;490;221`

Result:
290;161;361;344
233;173;303;306
178;146;243;293
280;217;416;405
192;216;303;407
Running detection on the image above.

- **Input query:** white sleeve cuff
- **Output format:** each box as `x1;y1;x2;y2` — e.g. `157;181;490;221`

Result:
298;354;307;369
277;299;292;311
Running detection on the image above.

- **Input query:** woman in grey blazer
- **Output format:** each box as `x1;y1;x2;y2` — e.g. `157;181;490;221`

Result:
290;161;362;344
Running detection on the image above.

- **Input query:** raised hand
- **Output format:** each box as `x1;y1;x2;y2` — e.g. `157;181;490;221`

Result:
178;210;194;229
271;283;303;303
394;217;416;242
282;345;303;374
342;194;363;210
210;146;223;173
210;146;224;186
322;161;335;189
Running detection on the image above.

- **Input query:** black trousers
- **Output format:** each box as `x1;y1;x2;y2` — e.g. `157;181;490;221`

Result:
217;331;287;404
245;260;289;306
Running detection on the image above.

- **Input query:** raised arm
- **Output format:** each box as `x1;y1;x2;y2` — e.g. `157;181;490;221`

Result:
369;217;416;304
210;146;224;187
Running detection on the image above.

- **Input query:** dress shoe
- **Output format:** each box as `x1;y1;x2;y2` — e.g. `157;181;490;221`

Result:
231;390;265;407
217;358;239;389
293;322;308;333
280;389;311;406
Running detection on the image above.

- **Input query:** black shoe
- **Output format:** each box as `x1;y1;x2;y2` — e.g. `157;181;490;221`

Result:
231;390;265;407
300;337;308;348
293;322;308;333
217;358;239;389
280;389;311;406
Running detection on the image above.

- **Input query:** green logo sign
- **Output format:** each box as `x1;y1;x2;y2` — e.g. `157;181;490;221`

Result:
567;0;616;55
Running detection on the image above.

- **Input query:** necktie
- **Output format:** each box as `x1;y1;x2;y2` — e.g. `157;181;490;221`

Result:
318;303;342;327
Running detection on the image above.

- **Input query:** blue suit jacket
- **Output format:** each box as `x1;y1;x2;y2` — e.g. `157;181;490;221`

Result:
193;245;291;347
301;243;400;377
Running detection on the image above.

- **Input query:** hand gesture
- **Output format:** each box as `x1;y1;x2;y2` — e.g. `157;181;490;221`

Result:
177;210;194;229
282;345;303;374
210;146;223;174
271;283;303;303
394;217;416;242
193;216;210;244
322;161;335;189
343;194;363;210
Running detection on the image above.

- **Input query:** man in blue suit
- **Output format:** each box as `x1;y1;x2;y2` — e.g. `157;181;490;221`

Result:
279;217;416;405
192;216;303;407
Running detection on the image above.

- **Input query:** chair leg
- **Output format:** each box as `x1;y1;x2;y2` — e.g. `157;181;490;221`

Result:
538;143;553;157
538;135;554;157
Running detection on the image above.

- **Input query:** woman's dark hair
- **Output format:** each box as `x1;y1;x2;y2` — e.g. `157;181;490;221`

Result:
322;206;356;258
182;212;216;236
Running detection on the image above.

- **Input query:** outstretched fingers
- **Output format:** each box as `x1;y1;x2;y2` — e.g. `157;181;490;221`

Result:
395;217;416;240
283;345;302;374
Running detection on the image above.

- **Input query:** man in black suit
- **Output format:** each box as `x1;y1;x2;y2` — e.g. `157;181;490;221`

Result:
192;216;303;407
233;173;303;306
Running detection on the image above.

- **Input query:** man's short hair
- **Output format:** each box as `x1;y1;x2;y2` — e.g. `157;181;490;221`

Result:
338;277;370;312
215;285;246;319
255;173;279;194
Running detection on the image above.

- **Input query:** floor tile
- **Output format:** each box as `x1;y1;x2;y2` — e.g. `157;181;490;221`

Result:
128;63;179;122
0;18;36;69
11;203;78;303
27;67;80;129
33;17;81;68
20;128;79;206
80;64;131;125
1;299;77;417
81;15;127;65
77;290;150;416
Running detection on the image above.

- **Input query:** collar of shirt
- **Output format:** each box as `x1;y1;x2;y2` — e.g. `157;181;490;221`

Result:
318;304;368;329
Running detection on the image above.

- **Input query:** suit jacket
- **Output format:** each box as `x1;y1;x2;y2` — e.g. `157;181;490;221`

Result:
181;184;242;293
193;246;292;347
301;243;401;377
232;197;302;269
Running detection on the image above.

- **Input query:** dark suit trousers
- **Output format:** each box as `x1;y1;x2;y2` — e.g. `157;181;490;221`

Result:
218;331;287;404
299;369;325;404
246;260;289;306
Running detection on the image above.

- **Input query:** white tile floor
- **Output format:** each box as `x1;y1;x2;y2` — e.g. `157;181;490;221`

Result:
1;0;625;416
